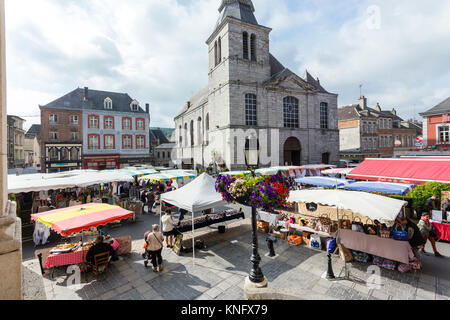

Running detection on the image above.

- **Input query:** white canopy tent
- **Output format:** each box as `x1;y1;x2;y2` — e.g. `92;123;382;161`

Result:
288;189;407;225
8;170;134;194
160;173;225;263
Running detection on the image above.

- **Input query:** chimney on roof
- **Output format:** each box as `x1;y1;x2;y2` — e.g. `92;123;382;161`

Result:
316;77;320;84
146;103;149;113
358;96;367;109
84;87;89;101
376;103;381;112
187;101;191;109
392;108;397;116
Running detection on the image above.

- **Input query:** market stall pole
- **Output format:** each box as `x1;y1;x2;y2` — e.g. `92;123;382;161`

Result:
244;138;265;284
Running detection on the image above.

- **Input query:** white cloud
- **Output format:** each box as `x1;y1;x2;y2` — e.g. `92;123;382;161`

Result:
4;0;450;130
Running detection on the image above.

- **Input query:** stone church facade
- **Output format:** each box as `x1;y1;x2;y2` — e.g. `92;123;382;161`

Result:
174;0;339;171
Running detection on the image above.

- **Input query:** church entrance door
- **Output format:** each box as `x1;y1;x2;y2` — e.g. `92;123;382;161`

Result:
283;137;301;166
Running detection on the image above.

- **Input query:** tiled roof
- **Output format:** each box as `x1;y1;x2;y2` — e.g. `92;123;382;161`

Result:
41;88;147;114
155;143;176;149
302;70;329;94
150;129;170;145
338;105;360;121
420;97;450;116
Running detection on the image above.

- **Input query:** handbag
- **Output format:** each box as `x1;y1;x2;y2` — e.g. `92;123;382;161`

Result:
351;217;364;233
398;263;411;273
392;224;408;241
306;218;317;230
378;226;392;239
309;234;322;250
339;214;352;230
364;218;378;235
316;214;332;233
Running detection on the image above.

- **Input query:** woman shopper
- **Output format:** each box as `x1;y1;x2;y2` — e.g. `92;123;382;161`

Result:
145;224;164;272
161;209;175;248
418;213;443;257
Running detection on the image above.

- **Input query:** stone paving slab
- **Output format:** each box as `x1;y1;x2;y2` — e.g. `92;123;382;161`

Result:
22;219;450;301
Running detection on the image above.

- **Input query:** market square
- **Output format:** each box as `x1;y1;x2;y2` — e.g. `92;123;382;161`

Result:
1;0;450;304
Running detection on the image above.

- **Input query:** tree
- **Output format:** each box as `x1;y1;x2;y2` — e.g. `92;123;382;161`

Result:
407;182;450;215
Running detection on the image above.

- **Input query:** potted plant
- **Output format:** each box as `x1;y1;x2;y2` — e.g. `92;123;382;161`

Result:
215;174;291;211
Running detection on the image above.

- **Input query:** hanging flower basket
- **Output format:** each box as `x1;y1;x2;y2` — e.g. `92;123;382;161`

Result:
215;173;291;210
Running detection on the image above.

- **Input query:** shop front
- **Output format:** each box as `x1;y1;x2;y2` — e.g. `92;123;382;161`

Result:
83;154;119;170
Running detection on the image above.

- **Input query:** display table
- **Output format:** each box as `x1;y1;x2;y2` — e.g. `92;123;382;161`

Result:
257;211;280;225
45;247;88;269
432;221;450;241
175;210;245;233
338;229;414;264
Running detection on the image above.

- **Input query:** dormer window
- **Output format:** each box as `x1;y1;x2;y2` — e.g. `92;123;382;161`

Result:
130;100;139;111
104;98;113;109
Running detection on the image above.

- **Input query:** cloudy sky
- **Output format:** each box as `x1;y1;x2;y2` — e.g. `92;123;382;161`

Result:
5;0;450;130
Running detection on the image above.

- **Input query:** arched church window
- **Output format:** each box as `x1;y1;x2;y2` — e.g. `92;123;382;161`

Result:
250;34;256;61
243;32;249;60
283;96;299;128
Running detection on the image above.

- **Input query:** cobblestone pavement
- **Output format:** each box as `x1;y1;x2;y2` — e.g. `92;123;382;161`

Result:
22;216;450;301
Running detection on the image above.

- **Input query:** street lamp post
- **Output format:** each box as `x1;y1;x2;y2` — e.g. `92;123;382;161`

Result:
244;138;265;284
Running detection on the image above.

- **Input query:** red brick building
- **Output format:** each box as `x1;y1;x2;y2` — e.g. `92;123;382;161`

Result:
39;106;83;173
420;97;450;148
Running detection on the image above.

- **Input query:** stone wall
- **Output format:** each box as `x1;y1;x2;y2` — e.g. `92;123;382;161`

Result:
0;0;23;300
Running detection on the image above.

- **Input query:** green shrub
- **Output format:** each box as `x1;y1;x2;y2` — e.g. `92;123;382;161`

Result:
406;182;450;214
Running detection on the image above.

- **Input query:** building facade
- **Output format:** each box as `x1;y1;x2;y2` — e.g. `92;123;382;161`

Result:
420;97;450;148
339;97;394;160
339;97;421;160
149;128;170;165
7;115;26;168
174;0;339;171
40;105;83;173
40;87;151;172
155;143;176;167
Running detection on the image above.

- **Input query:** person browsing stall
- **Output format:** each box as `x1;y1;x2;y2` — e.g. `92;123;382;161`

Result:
161;209;175;248
417;213;443;257
146;225;165;272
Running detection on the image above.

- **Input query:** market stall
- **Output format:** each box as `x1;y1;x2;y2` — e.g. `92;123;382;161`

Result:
295;176;353;188
31;203;134;275
343;181;415;195
160;173;232;262
281;190;418;272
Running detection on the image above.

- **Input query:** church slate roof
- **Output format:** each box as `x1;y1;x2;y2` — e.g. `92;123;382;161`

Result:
419;97;450;116
303;70;329;94
41;88;147;114
216;0;258;28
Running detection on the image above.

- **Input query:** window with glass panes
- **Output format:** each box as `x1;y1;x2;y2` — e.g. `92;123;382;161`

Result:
104;135;115;150
320;102;328;129
136;135;145;149
71;131;78;141
283;96;299;128
439;125;449;143
70;115;78;124
245;94;257;126
104;116;114;129
89;115;99;128
88;135;100;150
50;131;58;140
123;135;132;149
123;118;132;130
136;119;145;130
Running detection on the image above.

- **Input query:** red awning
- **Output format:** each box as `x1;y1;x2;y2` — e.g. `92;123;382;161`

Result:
347;158;450;185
